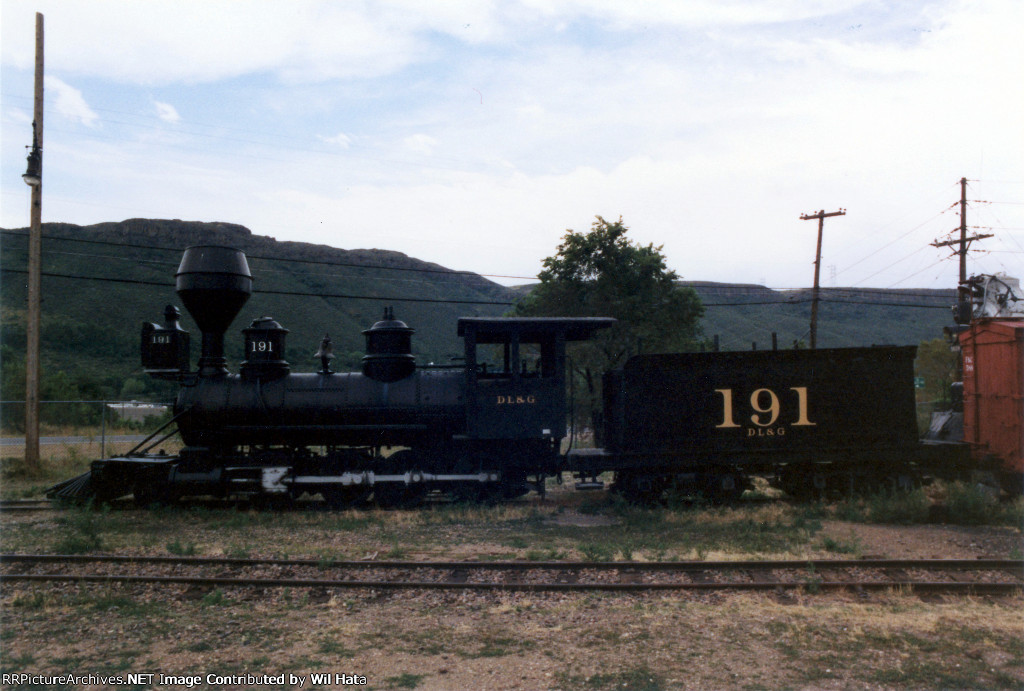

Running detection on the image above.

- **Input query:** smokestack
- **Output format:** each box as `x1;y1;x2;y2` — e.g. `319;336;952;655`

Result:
175;245;252;376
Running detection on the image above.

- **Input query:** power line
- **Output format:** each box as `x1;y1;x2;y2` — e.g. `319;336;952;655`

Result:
1;267;956;310
2;237;958;304
0;229;536;281
0;245;509;292
0;269;516;307
12;241;970;297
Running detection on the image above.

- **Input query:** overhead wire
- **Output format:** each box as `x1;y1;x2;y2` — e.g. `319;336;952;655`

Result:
0;229;536;282
0;268;517;307
1;229;961;310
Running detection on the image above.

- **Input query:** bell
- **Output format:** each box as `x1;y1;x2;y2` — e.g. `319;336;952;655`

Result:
315;333;334;374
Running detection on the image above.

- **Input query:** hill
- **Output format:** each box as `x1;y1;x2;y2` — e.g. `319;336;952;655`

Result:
1;219;515;399
686;281;956;351
1;219;958;401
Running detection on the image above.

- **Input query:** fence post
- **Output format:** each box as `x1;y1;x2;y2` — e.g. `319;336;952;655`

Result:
101;401;106;458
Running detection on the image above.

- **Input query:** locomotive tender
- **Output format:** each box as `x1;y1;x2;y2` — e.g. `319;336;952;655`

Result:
572;346;941;502
52;244;1010;506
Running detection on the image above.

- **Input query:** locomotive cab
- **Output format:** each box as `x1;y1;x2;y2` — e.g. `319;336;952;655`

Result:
458;318;614;440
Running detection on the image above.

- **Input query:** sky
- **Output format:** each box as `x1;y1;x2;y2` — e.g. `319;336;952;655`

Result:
1;0;1022;290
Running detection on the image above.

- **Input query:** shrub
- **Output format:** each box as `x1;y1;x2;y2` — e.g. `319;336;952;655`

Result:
944;482;1024;526
865;488;931;524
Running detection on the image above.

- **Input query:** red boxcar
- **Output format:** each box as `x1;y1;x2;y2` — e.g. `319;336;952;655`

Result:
960;319;1024;486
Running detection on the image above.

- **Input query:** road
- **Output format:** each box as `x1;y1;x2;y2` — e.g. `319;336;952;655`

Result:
0;435;149;447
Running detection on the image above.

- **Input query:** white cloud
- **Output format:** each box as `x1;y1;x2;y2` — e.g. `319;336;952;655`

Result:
403;134;438;155
319;133;353;149
1;0;429;84
154;100;180;123
44;76;99;126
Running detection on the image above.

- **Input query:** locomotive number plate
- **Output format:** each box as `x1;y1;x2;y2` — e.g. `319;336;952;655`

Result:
714;387;816;434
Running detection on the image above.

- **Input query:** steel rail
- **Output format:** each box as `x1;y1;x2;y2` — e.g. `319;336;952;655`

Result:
2;555;1020;594
1;554;1021;572
0;573;1019;594
0;501;57;512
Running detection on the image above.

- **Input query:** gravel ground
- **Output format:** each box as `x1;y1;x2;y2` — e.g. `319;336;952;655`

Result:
1;494;1022;690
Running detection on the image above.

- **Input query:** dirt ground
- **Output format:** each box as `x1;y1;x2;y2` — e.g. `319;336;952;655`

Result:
1;495;1021;690
816;520;1021;560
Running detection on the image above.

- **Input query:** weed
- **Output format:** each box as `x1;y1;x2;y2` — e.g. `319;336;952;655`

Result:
385;544;408;559
226;545;252;559
385;673;425;689
166;539;198;556
53;505;106;553
317;638;356;657
53;531;103;554
579;542;616;561
12;592;47;609
838;488;930;524
200;588;231;607
557;665;665;691
327;513;381;531
463;636;533;659
945;482;1018;525
822;534;862;556
77;592;162;618
1;652;37;668
802;563;822;594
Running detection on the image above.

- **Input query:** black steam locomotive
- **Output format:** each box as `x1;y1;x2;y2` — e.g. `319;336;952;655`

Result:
50;245;964;506
57;246;614;506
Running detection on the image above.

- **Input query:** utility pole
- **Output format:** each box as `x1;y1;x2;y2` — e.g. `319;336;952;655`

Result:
23;13;44;470
799;208;845;349
931;177;993;323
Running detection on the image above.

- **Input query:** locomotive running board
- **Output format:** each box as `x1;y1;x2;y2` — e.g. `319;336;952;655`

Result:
266;469;500;493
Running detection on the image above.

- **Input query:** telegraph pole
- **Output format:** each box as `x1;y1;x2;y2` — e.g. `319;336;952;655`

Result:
799;208;845;348
23;13;44;470
931;177;993;323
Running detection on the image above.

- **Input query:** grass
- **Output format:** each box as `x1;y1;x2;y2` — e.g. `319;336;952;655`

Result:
556;665;666;691
833;482;1024;527
385;673;426;689
52;504;107;553
821;533;863;556
2;480;1019;563
0;452;94;500
166;539;199;556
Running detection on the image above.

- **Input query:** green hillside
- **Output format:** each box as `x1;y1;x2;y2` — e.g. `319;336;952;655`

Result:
1;219;957;402
687;282;956;352
1;219;515;399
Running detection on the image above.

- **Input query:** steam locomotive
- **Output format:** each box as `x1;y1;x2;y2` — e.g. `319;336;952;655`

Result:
48;246;1021;506
54;245;615;506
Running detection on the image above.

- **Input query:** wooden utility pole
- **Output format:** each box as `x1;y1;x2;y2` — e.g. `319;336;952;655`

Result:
799;208;845;349
931;177;993;323
24;13;44;469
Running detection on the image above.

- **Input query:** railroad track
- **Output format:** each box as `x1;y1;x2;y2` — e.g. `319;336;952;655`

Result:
0;500;59;513
2;554;1021;594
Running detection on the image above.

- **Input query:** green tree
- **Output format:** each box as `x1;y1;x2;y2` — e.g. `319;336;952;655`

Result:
915;337;959;407
514;216;703;426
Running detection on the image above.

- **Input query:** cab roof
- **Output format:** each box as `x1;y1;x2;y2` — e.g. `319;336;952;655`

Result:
457;317;616;344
